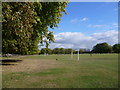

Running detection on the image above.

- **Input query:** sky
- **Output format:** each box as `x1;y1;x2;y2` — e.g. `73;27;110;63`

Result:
45;2;118;50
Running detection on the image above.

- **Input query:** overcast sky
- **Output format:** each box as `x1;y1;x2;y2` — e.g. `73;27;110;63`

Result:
44;2;118;50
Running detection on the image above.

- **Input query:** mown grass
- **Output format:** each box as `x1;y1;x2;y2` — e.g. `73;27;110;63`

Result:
2;54;118;88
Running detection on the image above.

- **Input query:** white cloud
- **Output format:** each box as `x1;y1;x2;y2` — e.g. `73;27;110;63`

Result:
70;18;79;23
80;17;88;22
88;23;118;29
70;17;88;23
88;24;108;28
91;30;118;45
49;30;118;50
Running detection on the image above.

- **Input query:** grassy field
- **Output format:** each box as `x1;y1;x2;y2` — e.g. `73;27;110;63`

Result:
2;54;118;88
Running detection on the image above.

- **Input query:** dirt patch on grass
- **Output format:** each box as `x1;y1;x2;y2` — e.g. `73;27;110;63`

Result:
2;59;62;73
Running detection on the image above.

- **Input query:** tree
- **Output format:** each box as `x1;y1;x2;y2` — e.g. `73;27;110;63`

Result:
112;44;120;53
59;48;65;54
79;49;87;53
65;48;72;54
41;48;46;54
40;48;52;54
47;48;52;54
52;48;59;54
2;2;35;55
79;49;84;54
2;2;68;55
92;42;112;53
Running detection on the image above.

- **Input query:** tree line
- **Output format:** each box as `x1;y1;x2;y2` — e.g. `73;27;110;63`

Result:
40;43;120;55
92;43;120;53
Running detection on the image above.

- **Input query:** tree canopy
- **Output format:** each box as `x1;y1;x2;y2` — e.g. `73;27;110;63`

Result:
112;44;120;53
2;2;68;55
92;42;112;53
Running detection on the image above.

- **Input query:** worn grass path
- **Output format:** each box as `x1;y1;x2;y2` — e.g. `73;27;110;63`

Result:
2;54;118;88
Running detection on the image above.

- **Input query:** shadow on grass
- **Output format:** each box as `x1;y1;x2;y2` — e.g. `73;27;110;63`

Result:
0;59;22;66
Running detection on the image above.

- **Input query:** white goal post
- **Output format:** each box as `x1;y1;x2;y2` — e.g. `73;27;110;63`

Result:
71;48;80;61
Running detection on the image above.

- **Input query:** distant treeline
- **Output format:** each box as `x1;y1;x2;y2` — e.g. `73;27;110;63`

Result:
40;43;120;54
40;48;91;54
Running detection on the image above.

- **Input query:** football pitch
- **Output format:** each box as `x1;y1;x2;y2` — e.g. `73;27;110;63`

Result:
2;54;118;88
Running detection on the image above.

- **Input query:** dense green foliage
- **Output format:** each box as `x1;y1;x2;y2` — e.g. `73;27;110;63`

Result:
92;42;112;53
2;2;68;55
40;48;91;54
41;48;52;55
112;44;120;53
41;48;69;54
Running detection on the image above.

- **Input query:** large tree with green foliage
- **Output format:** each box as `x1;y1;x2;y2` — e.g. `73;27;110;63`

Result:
2;2;68;55
59;48;65;54
65;48;72;54
52;48;59;54
92;42;112;53
41;48;52;54
112;44;120;53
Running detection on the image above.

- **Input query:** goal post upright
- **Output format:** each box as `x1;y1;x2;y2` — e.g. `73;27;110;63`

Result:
71;49;73;59
78;49;79;61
